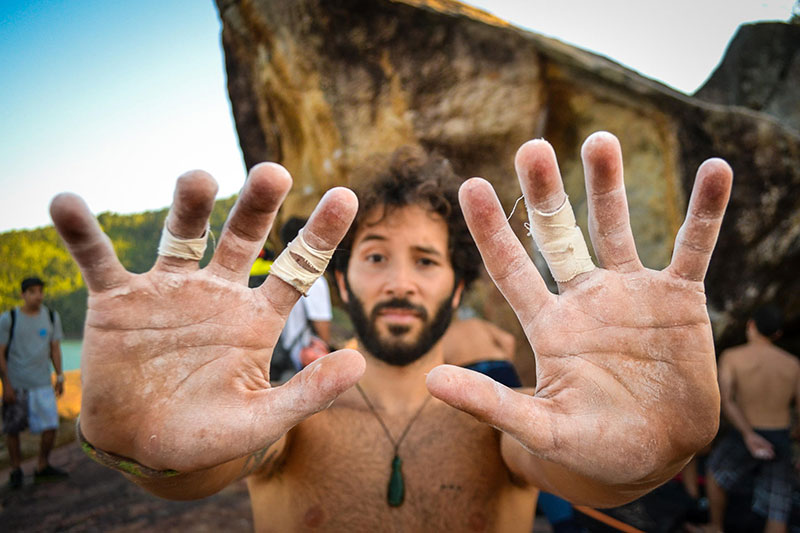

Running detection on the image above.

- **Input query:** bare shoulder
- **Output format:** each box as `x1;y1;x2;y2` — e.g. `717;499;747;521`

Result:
718;345;746;368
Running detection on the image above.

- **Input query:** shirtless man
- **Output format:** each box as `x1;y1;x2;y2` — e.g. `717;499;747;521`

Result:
707;307;800;533
50;132;731;531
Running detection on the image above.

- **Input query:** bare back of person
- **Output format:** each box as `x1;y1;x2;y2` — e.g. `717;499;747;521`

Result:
247;389;536;532
722;341;800;429
441;318;516;368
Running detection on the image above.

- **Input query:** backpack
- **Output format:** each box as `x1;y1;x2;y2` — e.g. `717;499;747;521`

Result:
3;307;55;360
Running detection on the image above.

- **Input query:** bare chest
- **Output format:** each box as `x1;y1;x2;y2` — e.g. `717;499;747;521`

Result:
248;402;536;532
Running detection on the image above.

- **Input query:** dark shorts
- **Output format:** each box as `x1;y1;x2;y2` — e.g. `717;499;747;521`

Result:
463;359;522;388
708;428;794;522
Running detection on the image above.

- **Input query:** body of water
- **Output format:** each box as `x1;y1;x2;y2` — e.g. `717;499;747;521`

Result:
61;339;82;371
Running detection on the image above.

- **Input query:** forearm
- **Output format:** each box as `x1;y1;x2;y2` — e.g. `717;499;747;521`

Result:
310;320;331;345
50;342;63;375
129;456;249;500
79;419;287;500
0;347;9;385
501;432;689;508
721;397;754;437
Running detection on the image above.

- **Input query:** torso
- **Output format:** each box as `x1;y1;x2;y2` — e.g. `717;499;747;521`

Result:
723;342;800;429
2;307;55;389
247;390;537;532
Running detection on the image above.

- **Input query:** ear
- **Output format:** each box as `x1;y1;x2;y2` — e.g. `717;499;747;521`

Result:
450;280;465;309
335;270;349;304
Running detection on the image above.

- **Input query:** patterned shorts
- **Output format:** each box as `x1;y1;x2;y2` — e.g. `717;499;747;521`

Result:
708;428;794;522
2;386;59;435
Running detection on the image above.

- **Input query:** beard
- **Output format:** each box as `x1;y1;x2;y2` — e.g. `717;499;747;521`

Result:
345;285;455;367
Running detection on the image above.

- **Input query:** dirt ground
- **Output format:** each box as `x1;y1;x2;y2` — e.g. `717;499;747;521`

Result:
0;437;253;532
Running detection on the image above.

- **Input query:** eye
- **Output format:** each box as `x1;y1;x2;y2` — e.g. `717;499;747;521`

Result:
366;253;385;264
417;257;438;267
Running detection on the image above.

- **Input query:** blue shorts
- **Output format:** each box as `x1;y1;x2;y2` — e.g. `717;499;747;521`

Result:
2;386;59;434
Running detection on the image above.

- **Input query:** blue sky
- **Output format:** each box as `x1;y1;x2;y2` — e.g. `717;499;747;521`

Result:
0;0;795;233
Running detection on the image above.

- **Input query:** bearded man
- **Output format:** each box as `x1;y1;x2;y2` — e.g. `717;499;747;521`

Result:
50;132;731;532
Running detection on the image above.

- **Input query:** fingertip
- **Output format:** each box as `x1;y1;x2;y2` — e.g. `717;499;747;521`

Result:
458;178;499;216
172;170;219;222
697;158;733;183
580;131;619;156
695;158;733;211
301;187;359;251
176;169;219;196
247;162;293;204
514;138;556;177
250;161;293;185
581;131;624;194
299;348;366;396
50;192;86;219
426;364;496;402
320;186;359;220
49;193;94;239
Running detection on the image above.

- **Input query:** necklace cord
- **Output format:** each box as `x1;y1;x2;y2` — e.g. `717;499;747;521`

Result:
355;383;431;453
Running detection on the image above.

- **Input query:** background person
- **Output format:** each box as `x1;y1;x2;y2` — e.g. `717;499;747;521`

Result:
706;306;800;533
0;277;68;489
275;216;332;376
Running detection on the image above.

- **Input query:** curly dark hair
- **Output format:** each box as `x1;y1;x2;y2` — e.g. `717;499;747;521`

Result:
331;145;480;290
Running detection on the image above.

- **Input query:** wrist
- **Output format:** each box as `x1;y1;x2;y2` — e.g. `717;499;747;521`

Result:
76;417;180;479
56;374;64;383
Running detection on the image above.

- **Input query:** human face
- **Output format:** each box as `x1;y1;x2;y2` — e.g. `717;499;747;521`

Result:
21;284;44;311
338;205;463;365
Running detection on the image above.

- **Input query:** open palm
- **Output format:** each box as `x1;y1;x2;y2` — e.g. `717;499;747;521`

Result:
51;164;364;472
428;132;730;486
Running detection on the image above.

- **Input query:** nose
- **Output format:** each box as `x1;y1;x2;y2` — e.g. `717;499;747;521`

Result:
383;260;417;299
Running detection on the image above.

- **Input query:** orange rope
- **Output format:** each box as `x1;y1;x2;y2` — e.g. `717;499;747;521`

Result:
573;506;646;533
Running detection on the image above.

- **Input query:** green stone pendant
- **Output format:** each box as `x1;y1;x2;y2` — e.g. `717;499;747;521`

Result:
387;455;404;507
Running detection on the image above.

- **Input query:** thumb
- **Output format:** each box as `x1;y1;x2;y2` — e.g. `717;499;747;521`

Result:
261;349;365;429
426;364;556;455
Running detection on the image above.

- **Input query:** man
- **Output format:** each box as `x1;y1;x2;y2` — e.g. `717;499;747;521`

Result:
0;277;68;489
50;132;731;531
707;307;800;533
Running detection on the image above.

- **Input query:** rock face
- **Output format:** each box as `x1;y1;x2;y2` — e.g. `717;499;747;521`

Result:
215;0;800;363
695;22;800;134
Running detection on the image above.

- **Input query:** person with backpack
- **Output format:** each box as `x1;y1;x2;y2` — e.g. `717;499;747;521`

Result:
0;277;68;489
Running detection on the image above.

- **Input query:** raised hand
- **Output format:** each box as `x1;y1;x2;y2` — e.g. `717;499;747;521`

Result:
51;164;364;472
427;132;731;492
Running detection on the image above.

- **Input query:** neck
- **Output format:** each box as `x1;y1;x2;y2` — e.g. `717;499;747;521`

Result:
21;302;41;315
358;341;444;415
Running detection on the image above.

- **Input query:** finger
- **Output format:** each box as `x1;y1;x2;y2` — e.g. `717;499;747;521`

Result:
207;163;291;282
154;170;219;272
667;158;732;282
459;178;551;328
258;349;365;431
426;365;555;454
259;186;358;316
515;139;595;288
581;132;642;272
50;193;131;292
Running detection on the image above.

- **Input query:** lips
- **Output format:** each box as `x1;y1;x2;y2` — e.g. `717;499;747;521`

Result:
378;308;422;324
371;299;428;325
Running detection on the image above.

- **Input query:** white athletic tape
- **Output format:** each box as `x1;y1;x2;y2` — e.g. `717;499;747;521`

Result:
527;196;595;283
269;229;334;296
157;220;210;261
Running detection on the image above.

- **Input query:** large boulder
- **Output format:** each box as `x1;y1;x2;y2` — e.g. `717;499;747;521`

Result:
215;0;800;368
695;22;800;134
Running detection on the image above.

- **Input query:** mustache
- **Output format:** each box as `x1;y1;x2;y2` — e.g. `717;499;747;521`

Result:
370;298;428;321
